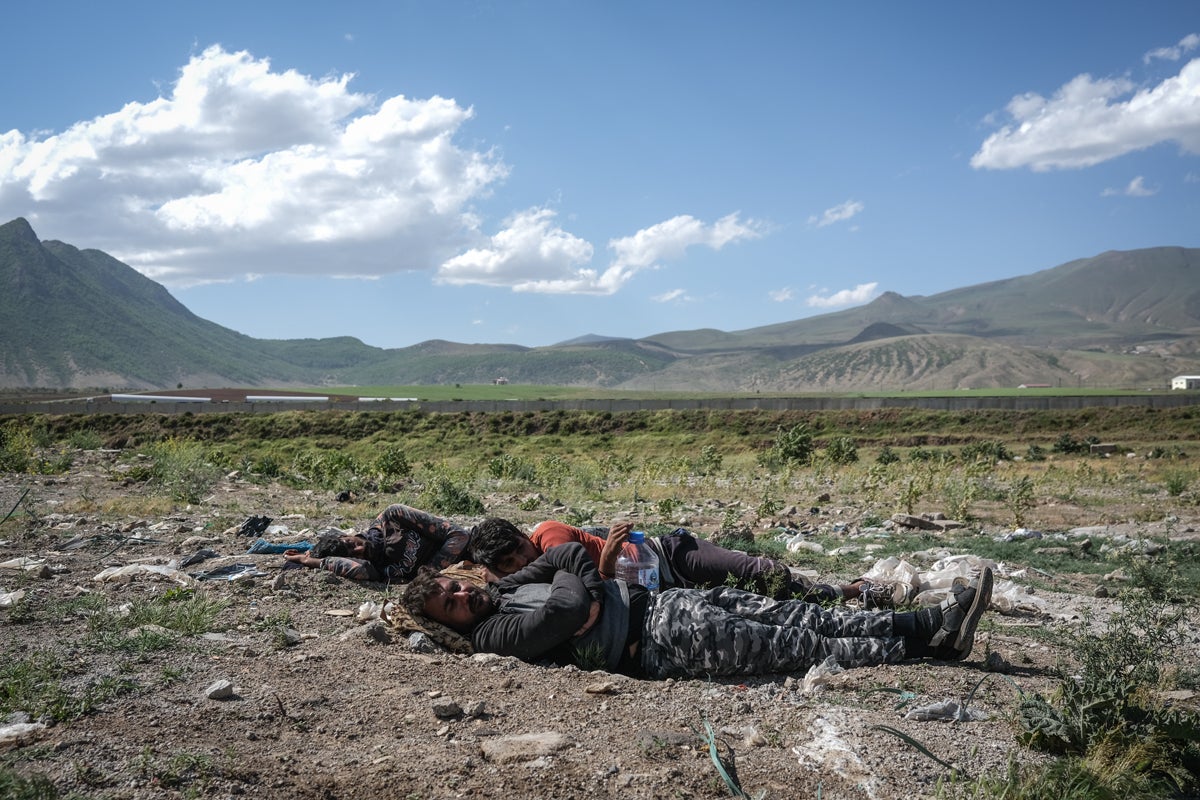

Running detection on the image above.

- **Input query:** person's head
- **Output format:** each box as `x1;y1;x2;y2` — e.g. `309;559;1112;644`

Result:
470;518;541;577
402;567;496;633
311;531;367;559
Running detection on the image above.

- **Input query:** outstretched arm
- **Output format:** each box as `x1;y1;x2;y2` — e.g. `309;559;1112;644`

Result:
283;550;381;581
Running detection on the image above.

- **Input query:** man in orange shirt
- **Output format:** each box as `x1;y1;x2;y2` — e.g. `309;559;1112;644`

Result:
470;518;892;606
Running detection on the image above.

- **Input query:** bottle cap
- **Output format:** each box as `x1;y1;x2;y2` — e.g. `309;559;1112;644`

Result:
629;530;645;543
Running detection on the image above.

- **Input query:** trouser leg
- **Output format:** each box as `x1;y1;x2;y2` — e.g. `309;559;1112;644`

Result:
658;530;840;602
639;587;906;679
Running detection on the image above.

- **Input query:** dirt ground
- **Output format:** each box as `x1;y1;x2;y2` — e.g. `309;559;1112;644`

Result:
1;450;1196;800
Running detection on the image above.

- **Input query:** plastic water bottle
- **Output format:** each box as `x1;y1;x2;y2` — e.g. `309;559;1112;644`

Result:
615;531;660;592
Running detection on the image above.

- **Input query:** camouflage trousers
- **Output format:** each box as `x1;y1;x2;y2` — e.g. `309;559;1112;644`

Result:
639;586;905;679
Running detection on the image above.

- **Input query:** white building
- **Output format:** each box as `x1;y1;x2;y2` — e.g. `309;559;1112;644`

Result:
1171;375;1200;390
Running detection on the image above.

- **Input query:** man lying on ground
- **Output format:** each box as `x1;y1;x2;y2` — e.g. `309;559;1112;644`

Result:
283;503;472;583
470;518;903;607
403;541;993;679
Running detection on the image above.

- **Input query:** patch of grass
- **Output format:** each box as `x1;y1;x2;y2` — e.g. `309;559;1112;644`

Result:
0;766;59;800
0;650;137;723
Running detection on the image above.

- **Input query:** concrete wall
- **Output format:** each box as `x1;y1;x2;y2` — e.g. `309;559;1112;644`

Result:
5;393;1200;416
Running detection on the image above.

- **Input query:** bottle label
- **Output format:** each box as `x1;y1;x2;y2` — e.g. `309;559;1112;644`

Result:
635;566;660;592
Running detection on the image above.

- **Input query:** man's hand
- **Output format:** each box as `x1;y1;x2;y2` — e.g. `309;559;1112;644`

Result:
283;550;319;568
573;600;602;637
598;522;633;578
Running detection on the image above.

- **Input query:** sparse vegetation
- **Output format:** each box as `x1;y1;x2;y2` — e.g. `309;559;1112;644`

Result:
3;403;1200;798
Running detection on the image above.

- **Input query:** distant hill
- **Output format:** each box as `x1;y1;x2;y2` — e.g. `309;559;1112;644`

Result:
1;216;1198;391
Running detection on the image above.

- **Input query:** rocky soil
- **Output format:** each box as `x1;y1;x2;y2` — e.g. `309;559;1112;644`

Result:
2;450;1197;800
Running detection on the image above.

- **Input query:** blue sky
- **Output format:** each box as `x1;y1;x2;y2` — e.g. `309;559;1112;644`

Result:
1;2;1198;349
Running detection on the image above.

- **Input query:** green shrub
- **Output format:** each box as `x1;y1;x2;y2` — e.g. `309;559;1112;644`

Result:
693;444;723;476
374;445;412;481
419;473;484;515
825;436;859;465
762;423;814;469
146;439;221;503
1015;588;1199;796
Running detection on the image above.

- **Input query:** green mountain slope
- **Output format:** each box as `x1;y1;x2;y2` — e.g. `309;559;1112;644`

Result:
2;215;1198;391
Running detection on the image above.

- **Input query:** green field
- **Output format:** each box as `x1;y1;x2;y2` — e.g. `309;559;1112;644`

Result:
305;383;1179;402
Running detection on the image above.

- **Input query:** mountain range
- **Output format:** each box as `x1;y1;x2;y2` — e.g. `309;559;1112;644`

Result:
2;216;1198;392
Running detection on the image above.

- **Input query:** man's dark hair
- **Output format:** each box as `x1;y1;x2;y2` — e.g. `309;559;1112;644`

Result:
470;517;528;568
401;566;444;618
311;530;353;559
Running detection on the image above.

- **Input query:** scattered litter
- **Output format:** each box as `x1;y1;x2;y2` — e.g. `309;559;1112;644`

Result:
246;538;313;555
94;563;195;586
235;515;273;537
324;609;355;617
786;537;825;554
0;557;47;572
357;600;392;622
0;722;47;748
904;699;989;722
179;548;220;567
0;589;26;607
799;655;844;694
189;563;266;582
994;528;1044;542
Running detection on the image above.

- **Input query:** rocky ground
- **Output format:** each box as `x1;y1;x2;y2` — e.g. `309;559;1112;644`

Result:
1;450;1197;800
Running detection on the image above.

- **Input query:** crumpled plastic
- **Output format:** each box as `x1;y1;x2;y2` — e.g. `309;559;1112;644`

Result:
0;588;26;607
0;721;47;748
0;557;46;571
357;599;394;623
994;528;1044;542
189;563;267;582
180;548;220;567
94;563;195;586
903;699;989;722
858;554;1047;615
799;655;844;694
235;515;273;537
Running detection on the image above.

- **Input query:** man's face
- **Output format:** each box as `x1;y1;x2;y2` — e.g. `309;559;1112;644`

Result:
343;535;367;558
423;577;495;632
491;537;541;577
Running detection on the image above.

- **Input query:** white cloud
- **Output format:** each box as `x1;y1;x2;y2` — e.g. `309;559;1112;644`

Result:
1101;175;1157;197
438;211;761;295
768;287;793;302
1144;33;1200;64
436;207;594;288
0;45;508;286
808;200;863;227
806;281;879;308
972;55;1200;171
653;288;689;303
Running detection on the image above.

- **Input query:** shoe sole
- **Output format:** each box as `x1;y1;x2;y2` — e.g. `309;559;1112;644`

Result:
953;567;993;658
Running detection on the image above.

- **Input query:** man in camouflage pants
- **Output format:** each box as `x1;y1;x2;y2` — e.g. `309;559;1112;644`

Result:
405;542;993;680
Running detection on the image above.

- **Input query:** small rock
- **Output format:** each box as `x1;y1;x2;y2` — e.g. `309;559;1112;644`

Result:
432;700;462;719
407;632;440;653
206;680;235;700
584;682;616;695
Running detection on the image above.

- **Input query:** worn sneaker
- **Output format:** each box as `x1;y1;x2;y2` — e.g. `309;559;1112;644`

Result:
928;567;993;661
858;581;897;609
858;580;920;609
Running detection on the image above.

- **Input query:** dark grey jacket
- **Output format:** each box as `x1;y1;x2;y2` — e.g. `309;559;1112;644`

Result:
471;542;631;671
